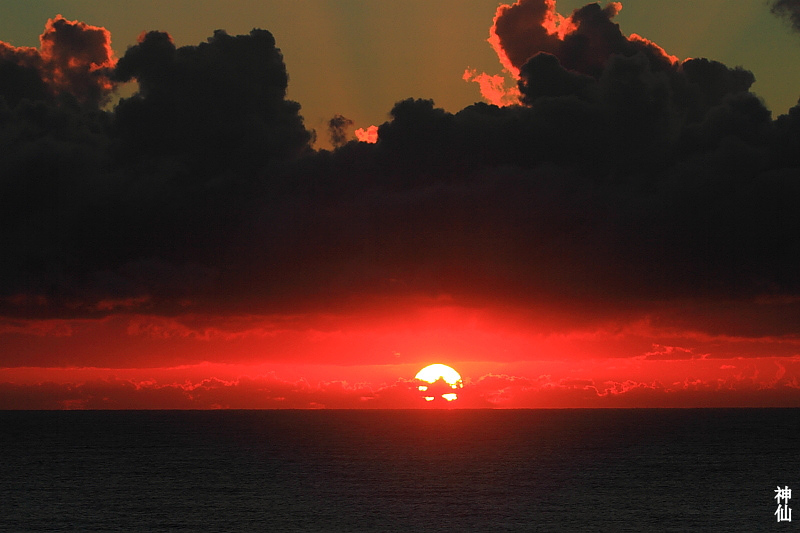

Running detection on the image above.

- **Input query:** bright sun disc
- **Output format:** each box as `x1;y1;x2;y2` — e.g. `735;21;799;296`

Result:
415;364;463;401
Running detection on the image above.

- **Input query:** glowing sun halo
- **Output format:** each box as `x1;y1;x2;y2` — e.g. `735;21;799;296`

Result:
415;364;463;402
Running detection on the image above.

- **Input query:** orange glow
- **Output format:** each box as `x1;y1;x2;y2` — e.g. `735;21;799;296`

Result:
39;15;117;100
355;125;379;143
476;0;577;106
463;68;520;106
487;1;524;77
487;0;574;78
0;15;116;104
477;0;683;107
1;292;799;409
541;1;578;40
629;33;680;65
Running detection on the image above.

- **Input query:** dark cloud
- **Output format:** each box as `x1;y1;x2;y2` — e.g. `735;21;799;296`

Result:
518;52;594;102
490;0;676;78
39;15;116;106
1;25;314;317
0;47;50;106
0;15;115;107
1;6;799;346
328;114;354;148
112;28;312;176
489;0;564;74
771;0;800;32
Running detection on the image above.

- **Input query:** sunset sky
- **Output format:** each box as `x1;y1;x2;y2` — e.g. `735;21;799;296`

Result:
1;0;800;408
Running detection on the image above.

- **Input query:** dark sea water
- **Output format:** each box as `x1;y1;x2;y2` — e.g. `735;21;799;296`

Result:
1;409;798;532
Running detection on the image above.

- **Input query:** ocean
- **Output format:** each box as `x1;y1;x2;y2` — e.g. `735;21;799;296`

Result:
1;409;797;532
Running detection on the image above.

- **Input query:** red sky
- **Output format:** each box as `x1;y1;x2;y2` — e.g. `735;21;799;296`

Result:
1;1;800;408
2;294;799;408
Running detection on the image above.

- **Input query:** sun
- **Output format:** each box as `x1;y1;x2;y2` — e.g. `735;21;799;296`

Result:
415;363;463;402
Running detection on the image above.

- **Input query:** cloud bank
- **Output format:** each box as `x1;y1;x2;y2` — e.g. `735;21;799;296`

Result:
1;4;799;394
2;358;798;409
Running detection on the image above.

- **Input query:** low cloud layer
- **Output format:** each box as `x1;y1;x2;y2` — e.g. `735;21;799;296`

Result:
2;358;798;409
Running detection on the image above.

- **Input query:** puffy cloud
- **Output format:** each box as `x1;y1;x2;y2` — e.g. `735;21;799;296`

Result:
354;124;379;143
0;44;50;106
39;15;116;105
0;27;316;317
0;15;115;107
467;0;679;106
462;68;521;107
517;52;593;102
112;28;312;176
490;0;676;78
328;114;354;148
489;0;572;77
771;0;800;32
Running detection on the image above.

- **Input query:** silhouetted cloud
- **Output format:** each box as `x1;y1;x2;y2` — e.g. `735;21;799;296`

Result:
0;15;115;107
771;0;800;32
112;28;312;175
328;114;354;148
1;3;799;353
490;0;677;77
